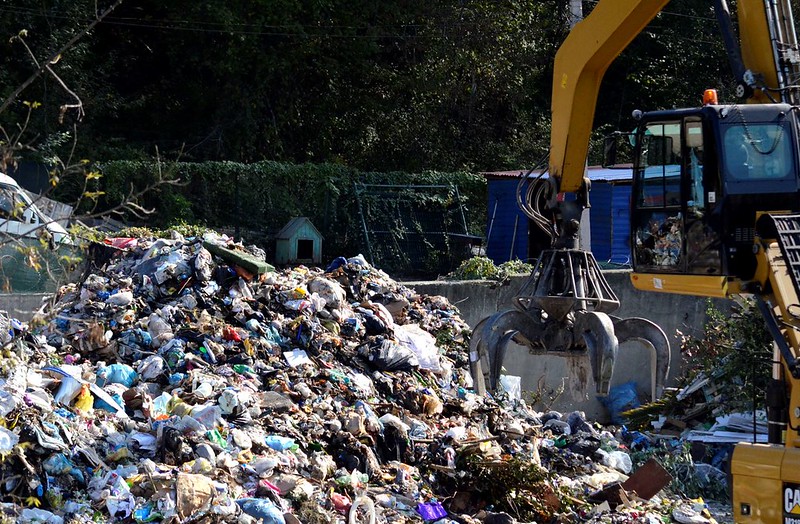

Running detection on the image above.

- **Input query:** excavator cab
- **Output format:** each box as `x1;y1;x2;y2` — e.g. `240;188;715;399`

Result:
630;103;800;296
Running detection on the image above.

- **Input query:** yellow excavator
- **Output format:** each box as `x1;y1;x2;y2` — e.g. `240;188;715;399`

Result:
469;0;800;521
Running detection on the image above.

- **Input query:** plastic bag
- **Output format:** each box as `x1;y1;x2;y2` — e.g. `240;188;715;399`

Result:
118;328;152;354
265;435;295;451
600;381;640;424
284;349;313;368
417;502;447;521
96;363;138;388
54;375;82;405
106;290;134;306
361;337;419;371
190;405;222;430
147;313;173;347
194;247;214;281
43;453;85;483
19;509;64;524
499;375;522;401
349;495;377;524
236;498;285;524
137;354;165;380
325;256;348;272
601;450;632;474
394;324;441;372
308;277;346;309
0;426;19;453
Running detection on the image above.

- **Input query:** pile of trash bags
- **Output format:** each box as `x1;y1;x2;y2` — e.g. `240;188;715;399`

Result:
0;232;721;523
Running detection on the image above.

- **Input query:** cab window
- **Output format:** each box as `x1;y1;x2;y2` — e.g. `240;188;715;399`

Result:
636;123;682;207
723;123;793;180
633;122;683;270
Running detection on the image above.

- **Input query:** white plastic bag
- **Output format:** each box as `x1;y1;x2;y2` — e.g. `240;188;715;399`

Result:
394;324;441;372
499;375;522;401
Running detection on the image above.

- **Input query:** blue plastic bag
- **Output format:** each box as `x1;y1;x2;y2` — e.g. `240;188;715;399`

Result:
94;392;126;414
265;435;295;451
236;498;285;524
600;381;640;424
96;363;138;388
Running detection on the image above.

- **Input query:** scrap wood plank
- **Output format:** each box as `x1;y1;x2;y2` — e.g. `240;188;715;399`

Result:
621;458;672;500
203;241;275;276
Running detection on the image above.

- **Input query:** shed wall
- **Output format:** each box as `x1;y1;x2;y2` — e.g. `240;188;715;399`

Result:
487;179;633;267
276;239;290;264
610;185;632;265
589;184;613;262
486;179;529;263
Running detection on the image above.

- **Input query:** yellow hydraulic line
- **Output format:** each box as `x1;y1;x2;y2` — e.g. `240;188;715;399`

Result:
761;240;800;448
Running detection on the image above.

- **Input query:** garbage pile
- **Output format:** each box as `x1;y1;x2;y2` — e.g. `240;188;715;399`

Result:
0;232;719;523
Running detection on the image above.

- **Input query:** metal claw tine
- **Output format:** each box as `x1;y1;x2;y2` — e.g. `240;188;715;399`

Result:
612;317;671;401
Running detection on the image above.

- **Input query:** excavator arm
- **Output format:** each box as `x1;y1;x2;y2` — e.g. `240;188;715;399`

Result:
549;0;798;199
542;2;800;523
737;0;800;103
549;0;669;193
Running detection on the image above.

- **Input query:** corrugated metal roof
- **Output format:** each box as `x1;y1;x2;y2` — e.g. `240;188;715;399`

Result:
276;217;322;240
482;166;632;183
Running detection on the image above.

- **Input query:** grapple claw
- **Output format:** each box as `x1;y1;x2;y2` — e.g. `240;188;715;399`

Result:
468;309;548;395
611;316;671;401
574;311;618;396
468;248;671;406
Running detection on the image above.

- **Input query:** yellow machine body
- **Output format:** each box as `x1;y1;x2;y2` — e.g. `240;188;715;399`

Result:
545;0;800;520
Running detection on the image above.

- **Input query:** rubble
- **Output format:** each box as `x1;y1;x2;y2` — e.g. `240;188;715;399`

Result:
0;231;723;523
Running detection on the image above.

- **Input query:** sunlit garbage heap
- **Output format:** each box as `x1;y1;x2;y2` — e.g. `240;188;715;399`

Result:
0;231;708;524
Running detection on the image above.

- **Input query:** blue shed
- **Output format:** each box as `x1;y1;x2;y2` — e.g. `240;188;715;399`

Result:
483;167;633;266
485;172;531;262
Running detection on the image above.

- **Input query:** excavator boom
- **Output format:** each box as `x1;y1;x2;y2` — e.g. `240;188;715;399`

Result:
549;0;669;193
738;0;800;103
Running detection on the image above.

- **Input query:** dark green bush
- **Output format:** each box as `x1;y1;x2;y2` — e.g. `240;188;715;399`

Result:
81;160;486;275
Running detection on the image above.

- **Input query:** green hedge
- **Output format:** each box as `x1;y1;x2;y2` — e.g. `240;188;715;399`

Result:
87;161;487;273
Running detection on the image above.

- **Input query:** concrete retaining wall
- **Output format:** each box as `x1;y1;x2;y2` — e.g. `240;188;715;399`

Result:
407;270;728;421
0;293;51;321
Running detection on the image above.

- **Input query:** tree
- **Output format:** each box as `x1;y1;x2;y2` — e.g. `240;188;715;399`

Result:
0;0;184;292
0;1;770;174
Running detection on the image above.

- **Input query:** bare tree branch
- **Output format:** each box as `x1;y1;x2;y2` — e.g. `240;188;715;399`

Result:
0;0;124;116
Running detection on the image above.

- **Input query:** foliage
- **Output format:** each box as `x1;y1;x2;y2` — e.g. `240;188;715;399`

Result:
678;298;772;413
499;259;534;275
448;256;533;281
115;223;212;240
460;456;567;522
449;256;501;280
1;1;735;173
76;160;486;275
630;441;729;500
626;298;772;430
